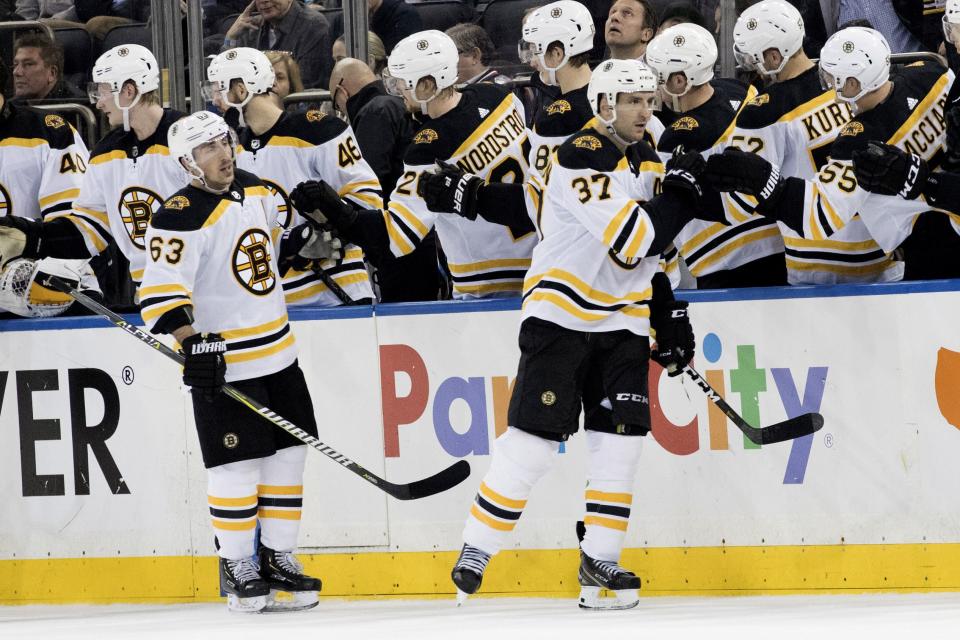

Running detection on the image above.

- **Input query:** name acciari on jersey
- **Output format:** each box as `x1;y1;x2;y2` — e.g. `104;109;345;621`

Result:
140;169;295;382
46;109;190;286
728;66;902;284
0;105;88;221
770;62;954;253
384;83;537;298
237;110;381;306
523;132;664;335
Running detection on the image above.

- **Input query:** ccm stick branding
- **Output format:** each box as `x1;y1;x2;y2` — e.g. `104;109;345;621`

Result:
379;334;829;485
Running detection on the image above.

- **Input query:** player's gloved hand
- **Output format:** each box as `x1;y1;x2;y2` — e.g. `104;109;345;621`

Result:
290;180;358;234
417;159;483;220
663;147;706;198
943;106;960;170
649;272;694;376
181;333;227;402
851;141;929;200
278;223;343;275
0;215;43;267
705;147;785;211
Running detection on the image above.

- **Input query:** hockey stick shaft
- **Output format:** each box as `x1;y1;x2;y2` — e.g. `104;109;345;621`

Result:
44;276;469;500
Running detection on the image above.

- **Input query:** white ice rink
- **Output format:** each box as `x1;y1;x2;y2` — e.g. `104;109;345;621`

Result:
2;593;959;640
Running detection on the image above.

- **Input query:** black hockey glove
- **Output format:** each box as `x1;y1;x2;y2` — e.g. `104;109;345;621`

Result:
290;180;358;235
851;141;929;200
0;215;43;266
417;159;483;220
181;333;227;402
278;223;344;275
944;105;960;171
662;147;705;199
705;148;785;212
649;272;694;377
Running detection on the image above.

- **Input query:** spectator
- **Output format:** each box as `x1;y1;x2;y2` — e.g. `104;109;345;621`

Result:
332;31;387;75
605;0;658;60
15;0;77;22
446;23;499;84
11;33;85;102
331;0;423;55
656;1;707;32
224;0;333;88
74;0;159;41
264;49;303;100
327;57;441;302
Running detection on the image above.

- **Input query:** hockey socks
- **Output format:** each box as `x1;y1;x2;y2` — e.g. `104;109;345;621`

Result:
580;432;642;563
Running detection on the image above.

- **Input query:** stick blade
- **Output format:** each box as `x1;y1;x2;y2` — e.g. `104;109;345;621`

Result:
385;460;472;500
758;412;824;445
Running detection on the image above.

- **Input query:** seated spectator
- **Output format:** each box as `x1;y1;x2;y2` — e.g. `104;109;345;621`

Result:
446;23;500;84
656;1;707;33
605;0;657;60
15;0;78;22
331;0;422;55
264;49;304;100
332;31;387;75
224;0;332;88
11;33;85;102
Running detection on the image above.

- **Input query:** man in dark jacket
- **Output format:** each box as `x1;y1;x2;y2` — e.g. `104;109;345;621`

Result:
328;57;441;302
331;0;423;54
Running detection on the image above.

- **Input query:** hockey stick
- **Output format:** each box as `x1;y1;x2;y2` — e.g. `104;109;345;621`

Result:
681;364;824;445
43;276;470;500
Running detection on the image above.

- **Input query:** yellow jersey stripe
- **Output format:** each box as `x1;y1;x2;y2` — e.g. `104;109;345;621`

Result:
283;273;369;302
90;150;127;165
220;313;289;340
888;73;950;147
224;333;296;364
525;268;651;305
783;236;881;251
390;201;430;238
622;216;649;259
244;186;270;198
141;298;191;322
602;202;635;246
688;227;783;276
39;188;80;208
452;95;515;158
73;206;110;227
383;210;414;256
139;283;191;298
0;137;46;148
201;200;233;229
65;215;108;253
447;258;532;274
452;282;523;295
785;258;896;275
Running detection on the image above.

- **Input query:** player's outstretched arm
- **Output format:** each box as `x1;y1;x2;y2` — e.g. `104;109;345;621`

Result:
0;215;92;265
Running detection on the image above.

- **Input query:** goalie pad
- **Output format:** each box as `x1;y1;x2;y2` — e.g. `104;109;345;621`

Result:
0;258;101;318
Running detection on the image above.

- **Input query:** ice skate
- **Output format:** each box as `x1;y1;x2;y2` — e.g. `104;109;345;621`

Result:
577;550;641;610
220;557;270;613
258;546;321;612
451;544;491;606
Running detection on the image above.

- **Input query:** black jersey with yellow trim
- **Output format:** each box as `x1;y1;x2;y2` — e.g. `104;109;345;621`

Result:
402;82;521;167
827;60;950;163
0;101;80;150
555;129;624;172
657;78;752;130
534;85;593;139
735;66;827;130
90;108;186;161
237;109;348;152
152;169;267;232
657;90;738;154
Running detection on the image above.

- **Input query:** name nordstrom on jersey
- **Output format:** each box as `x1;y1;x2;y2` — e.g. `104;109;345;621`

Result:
456;107;526;175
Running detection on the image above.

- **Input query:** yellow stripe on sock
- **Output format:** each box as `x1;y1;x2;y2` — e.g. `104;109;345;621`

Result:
585;490;632;505
207;495;257;507
479;482;527;510
257;485;303;496
257;509;302;521
583;515;629;531
470;504;516;532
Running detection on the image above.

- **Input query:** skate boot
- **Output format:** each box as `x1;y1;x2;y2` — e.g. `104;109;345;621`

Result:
220;557;270;613
577;550;641;610
451;544;491;606
258;546;322;612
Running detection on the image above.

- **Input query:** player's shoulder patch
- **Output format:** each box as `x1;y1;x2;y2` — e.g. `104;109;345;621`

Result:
826;120;873;160
414;128;439;144
163;195;191;210
671;116;700;131
276;109;348;146
556;131;622;172
535;86;593;138
305;109;326;122
735;73;824;130
44;114;66;129
151;185;217;231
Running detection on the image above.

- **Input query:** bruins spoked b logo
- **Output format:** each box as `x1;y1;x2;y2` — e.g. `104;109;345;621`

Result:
0;182;11;216
119;187;162;249
233;229;276;295
262;180;293;229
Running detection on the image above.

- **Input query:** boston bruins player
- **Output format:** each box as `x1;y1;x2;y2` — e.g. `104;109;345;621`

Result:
707;27;955;277
141;111;326;613
290;30;537;299
725;0;901;285
0;44;187;292
449;59;701;610
645;23;786;288
206;47;380;305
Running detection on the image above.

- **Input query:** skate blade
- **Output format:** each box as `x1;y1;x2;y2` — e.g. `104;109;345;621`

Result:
456;589;470;607
226;593;267;613
263;589;319;613
577;586;638;611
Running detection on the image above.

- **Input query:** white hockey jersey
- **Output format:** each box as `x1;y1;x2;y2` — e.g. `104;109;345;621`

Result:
140;169;295;382
46;109;190;287
383;83;537;299
237;109;380;306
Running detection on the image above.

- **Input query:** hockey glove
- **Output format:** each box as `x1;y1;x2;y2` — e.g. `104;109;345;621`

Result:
278;223;344;275
417;159;483;220
944;106;960;171
181;333;227;402
662;147;705;198
705;148;785;211
0;215;43;267
852;142;929;200
290;180;358;235
649;272;694;376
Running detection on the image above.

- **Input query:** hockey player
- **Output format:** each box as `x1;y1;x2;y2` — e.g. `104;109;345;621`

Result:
0;44;188;292
725;0;902;284
449;59;702;610
289;30;537;299
644;23;786;288
205;47;380;305
706;27;956;280
141;111;326;613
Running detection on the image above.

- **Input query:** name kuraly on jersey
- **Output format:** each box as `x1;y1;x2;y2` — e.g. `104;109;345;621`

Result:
384;83;537;299
237;110;381;306
140;169;295;382
0;104;88;222
46;109;190;286
523;132;663;335
729;66;903;284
